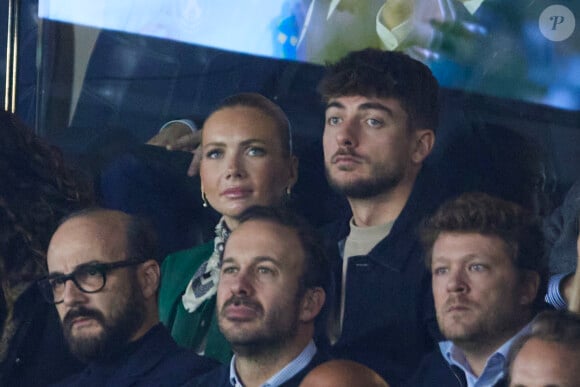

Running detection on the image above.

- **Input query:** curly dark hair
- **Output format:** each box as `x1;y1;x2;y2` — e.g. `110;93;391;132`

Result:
317;48;439;131
0;110;94;284
420;192;548;312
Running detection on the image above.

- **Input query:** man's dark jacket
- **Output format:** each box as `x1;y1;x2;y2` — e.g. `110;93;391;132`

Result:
51;324;218;387
0;284;84;387
185;350;328;387
321;166;453;386
403;349;508;387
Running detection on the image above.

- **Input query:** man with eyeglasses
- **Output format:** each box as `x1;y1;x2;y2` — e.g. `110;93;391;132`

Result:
41;208;217;386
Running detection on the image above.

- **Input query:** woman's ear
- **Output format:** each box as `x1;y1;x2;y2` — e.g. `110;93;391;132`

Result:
299;287;326;323
411;129;435;164
138;260;161;299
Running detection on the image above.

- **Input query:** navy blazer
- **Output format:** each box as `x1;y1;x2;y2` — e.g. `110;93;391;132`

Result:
52;324;218;387
185;350;328;387
321;166;452;386
403;349;508;387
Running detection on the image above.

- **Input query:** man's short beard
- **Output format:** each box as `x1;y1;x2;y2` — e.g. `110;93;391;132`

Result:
62;281;146;363
230;325;298;359
326;168;403;199
439;307;526;355
220;293;301;359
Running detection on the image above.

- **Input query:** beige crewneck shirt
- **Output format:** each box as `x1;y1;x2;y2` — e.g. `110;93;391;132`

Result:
331;218;395;343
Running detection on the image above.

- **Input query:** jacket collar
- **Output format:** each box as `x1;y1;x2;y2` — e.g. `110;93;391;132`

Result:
330;165;448;272
86;324;176;379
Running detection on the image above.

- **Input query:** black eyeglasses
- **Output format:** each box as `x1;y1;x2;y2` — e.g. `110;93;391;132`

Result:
38;260;144;304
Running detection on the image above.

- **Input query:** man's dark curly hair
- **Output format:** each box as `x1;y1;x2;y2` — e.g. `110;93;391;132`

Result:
317;48;439;131
420;192;548;312
0;110;94;284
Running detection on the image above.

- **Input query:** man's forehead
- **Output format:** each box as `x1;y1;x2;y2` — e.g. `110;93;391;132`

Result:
48;214;129;270
513;337;580;384
431;232;513;264
225;220;303;263
326;95;402;107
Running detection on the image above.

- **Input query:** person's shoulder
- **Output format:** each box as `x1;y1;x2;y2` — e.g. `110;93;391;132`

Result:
163;347;221;379
181;364;229;387
158;241;215;320
409;165;454;211
320;215;350;241
47;371;85;387
163;241;215;263
161;241;214;273
402;349;461;387
131;326;221;386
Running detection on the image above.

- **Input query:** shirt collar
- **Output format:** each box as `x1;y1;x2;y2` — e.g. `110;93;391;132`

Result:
439;322;532;387
229;340;317;387
462;0;485;15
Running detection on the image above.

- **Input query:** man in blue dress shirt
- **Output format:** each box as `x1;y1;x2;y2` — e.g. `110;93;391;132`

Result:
186;206;331;387
406;192;549;387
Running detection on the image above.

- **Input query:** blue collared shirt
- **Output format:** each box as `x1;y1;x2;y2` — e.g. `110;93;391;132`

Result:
439;324;531;387
545;272;570;310
228;340;317;387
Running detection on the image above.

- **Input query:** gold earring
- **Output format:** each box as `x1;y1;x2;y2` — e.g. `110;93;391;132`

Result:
201;191;208;207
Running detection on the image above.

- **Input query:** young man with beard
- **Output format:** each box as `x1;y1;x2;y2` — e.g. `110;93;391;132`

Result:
40;208;217;386
406;192;548;386
186;206;330;387
318;47;446;385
